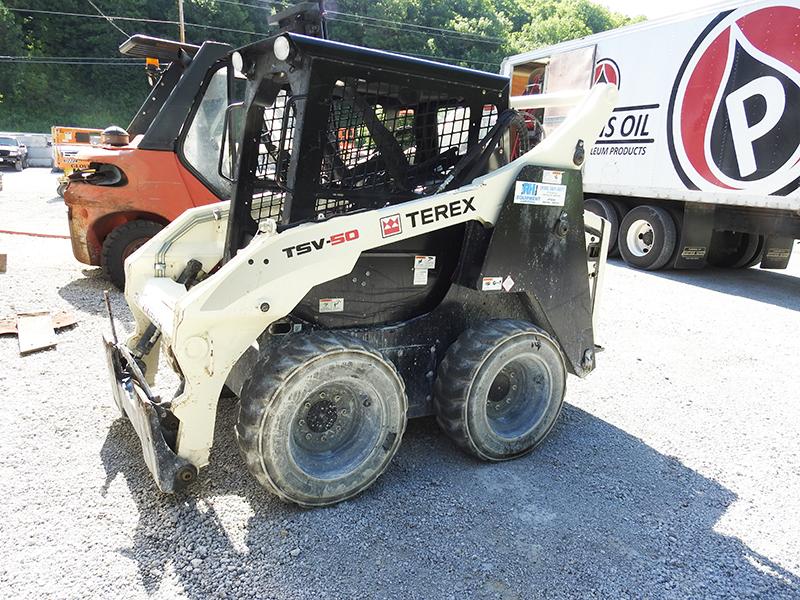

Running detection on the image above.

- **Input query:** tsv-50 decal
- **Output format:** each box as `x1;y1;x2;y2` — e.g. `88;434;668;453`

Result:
282;229;360;258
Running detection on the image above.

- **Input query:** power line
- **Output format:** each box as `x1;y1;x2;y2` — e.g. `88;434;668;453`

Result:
1;55;139;61
0;58;142;66
87;0;129;37
178;0;503;45
327;14;501;46
401;51;500;68
5;6;500;69
327;10;503;43
7;7;265;36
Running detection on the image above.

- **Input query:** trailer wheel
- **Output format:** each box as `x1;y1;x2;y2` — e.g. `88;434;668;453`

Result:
236;332;407;507
708;231;761;268
101;220;164;290
739;235;765;268
584;198;620;256
434;320;566;461
618;205;677;270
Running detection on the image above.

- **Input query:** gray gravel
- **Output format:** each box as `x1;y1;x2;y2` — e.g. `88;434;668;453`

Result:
1;168;799;599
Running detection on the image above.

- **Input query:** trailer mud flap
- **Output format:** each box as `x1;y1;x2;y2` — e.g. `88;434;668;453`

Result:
103;335;197;493
760;236;794;269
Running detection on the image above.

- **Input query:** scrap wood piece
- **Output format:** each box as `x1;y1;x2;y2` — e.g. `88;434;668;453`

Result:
0;253;6;273
0;310;78;336
17;311;57;354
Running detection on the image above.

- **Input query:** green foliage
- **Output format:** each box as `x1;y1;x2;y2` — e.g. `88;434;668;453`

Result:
0;0;641;133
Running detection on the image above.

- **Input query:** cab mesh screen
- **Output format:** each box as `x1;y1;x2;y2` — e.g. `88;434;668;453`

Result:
250;78;497;223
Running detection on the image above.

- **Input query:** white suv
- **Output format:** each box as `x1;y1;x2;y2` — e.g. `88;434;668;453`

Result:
0;136;28;171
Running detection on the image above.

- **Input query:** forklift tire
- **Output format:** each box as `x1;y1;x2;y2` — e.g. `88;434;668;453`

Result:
236;332;407;507
584;197;620;256
102;220;164;290
618;205;677;271
434;320;566;462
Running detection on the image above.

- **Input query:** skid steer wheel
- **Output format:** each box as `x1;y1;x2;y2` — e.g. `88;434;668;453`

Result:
101;220;164;290
434;320;566;462
618;205;677;271
236;332;407;507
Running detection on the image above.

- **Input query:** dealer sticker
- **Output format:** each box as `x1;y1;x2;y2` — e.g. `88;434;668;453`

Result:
482;276;503;291
319;298;344;313
513;181;567;206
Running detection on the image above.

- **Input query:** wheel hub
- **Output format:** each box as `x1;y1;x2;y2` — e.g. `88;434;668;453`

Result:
306;399;338;432
487;369;517;416
294;386;361;452
484;356;551;439
627;219;655;257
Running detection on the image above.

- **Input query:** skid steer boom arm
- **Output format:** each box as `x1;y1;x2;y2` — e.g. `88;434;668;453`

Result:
107;83;617;492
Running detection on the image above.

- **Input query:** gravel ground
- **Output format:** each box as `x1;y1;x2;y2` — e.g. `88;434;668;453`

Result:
1;168;799;599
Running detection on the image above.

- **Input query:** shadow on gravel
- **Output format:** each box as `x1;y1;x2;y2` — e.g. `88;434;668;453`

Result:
100;401;800;598
58;271;133;326
649;266;800;313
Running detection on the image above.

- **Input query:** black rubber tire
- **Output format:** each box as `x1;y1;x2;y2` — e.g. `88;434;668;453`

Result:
741;235;765;268
618;205;677;271
585;197;620;256
236;332;407;507
708;231;761;269
56;182;67;198
101;220;164;290
433;320;566;462
14;159;23;171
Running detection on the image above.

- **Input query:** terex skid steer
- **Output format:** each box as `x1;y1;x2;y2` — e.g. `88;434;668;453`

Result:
105;32;617;506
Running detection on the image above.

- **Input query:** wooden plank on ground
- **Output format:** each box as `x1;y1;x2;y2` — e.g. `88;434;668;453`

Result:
0;253;6;273
17;311;57;354
0;310;77;336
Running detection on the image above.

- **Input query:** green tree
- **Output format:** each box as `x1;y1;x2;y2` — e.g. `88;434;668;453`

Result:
0;0;641;132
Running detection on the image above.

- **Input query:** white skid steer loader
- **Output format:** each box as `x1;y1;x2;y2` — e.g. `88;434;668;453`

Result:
104;32;617;506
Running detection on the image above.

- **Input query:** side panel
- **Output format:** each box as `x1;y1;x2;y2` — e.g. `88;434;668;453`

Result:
478;166;595;377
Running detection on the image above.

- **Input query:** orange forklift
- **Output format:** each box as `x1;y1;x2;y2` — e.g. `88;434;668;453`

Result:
64;34;236;288
65;3;327;288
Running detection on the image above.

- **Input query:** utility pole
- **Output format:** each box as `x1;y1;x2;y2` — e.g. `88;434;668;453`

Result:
177;0;186;43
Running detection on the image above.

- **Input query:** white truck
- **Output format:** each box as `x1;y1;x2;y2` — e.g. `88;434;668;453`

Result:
502;0;800;270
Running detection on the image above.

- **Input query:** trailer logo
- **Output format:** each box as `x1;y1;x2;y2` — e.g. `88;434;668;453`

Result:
380;214;402;238
668;5;800;195
593;58;620;89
